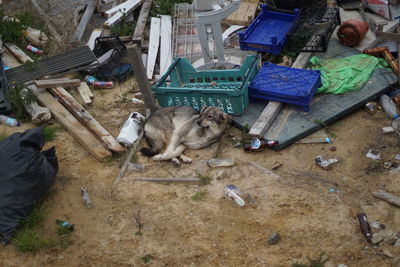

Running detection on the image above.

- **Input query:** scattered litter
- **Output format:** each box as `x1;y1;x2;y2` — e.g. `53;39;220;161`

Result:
380;95;399;120
371;221;386;230
383;162;397;169
371;233;383;245
315;155;339;169
382;127;395;134
93;81;113;89
26;44;43;54
267;232;281;245
244;138;278;152
357;213;372;243
0;115;20;127
328;188;339;193
366;149;380;160
395;154;400;161
85;75;97;84
56;219;75;233
117;112;145;147
128;163;145;172
337;19;369;47
80;187;93;208
224;184;245;207
131;98;143;104
207;158;235;168
365;101;377;114
296;137;331;144
272;161;282;170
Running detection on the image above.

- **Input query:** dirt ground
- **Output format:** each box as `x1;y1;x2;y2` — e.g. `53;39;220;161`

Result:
2;0;400;266
1;75;400;266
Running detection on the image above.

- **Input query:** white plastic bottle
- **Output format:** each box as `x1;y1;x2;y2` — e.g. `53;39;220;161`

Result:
117;112;145;147
225;184;245;207
380;95;399;119
80;187;93;208
0;115;20;127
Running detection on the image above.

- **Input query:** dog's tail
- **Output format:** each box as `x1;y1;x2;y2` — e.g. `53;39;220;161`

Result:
140;138;163;157
140;147;160;157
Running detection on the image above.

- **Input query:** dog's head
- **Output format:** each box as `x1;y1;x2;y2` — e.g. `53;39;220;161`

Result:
197;106;232;130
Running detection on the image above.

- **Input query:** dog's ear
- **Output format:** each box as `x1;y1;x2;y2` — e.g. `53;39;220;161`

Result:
219;113;232;124
200;106;208;115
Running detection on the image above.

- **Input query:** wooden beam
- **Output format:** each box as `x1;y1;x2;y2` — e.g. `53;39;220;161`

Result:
49;87;125;153
103;0;142;28
373;190;400;207
159;15;172;76
76;82;94;105
87;29;102;50
132;0;152;44
30;0;63;43
35;78;81;88
248;52;312;137
4;43;33;64
146;17;160;79
29;85;112;161
127;45;158;112
73;0;97;41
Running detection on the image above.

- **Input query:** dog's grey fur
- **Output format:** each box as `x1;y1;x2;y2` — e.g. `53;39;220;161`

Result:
140;106;231;163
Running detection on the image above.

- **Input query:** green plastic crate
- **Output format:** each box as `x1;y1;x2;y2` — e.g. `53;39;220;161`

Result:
152;55;260;115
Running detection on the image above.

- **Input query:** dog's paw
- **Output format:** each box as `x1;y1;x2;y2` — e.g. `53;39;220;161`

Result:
151;154;164;161
179;154;192;164
171;158;181;167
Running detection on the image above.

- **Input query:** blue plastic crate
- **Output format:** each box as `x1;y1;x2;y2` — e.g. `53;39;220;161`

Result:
239;4;300;54
249;62;321;112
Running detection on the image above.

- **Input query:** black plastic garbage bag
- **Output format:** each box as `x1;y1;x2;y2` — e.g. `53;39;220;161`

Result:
0;127;58;244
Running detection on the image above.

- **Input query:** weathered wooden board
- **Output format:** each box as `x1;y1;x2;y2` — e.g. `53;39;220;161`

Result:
132;0;152;44
224;0;259;26
35;78;81;88
146;17;160;79
77;82;93;105
159;15;172;76
4;43;33;64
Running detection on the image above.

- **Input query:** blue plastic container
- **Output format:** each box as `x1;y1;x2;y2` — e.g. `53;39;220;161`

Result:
239;4;300;54
249;62;321;112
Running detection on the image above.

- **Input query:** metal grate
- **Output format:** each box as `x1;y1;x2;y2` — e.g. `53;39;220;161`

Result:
5;46;98;85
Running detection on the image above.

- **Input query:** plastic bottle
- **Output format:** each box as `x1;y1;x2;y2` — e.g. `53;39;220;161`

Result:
80;187;93;208
93;81;113;89
224;184;245;207
56;219;75;231
0;115;20;127
117;112;145;147
26;45;43;54
357;213;372;243
379;94;399;119
244;137;278;152
84;75;97;84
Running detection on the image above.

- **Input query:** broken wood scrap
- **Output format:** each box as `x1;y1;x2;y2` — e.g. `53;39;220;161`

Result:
132;0;152;44
4;43;33;64
103;0;142;28
373;190;400;207
73;0;97;42
248;52;313;137
364;47;399;74
76;82;94;105
28;85;112;161
146;17;160;79
126;177;201;183
30;0;63;43
48;87;125;153
35;78;81;88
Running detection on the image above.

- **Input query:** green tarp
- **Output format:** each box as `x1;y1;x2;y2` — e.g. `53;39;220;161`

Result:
310;54;387;94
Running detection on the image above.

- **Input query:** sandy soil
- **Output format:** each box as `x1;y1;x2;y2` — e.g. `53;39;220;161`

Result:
1;75;400;266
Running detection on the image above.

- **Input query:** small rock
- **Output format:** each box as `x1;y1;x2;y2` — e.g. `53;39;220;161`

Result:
337;264;348;267
377;230;398;245
371;233;383;245
370;221;385;230
382;247;394;258
272;161;282;170
394;238;400;247
207;158;235;168
267;233;280;245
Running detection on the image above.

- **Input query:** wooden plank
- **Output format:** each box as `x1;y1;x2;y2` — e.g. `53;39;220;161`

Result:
73;0;97;41
49;87;125;153
146;17;160;79
373;190;400;207
77;82;93;105
248;52;312;137
103;0;141;28
132;0;152;44
30;0;63;43
35;78;81;88
87;29;102;50
29;85;112;161
105;0;139;17
4;43;33;64
224;0;259;26
127;45;158;112
159;15;172;76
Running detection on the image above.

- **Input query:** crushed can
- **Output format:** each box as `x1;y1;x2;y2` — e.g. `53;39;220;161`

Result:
26;45;43;54
117;112;145;147
93;81;113;89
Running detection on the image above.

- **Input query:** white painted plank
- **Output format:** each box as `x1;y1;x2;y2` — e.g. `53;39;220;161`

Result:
105;0;140;18
87;29;102;50
103;0;141;28
222;25;245;41
159;15;172;77
146;17;161;79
